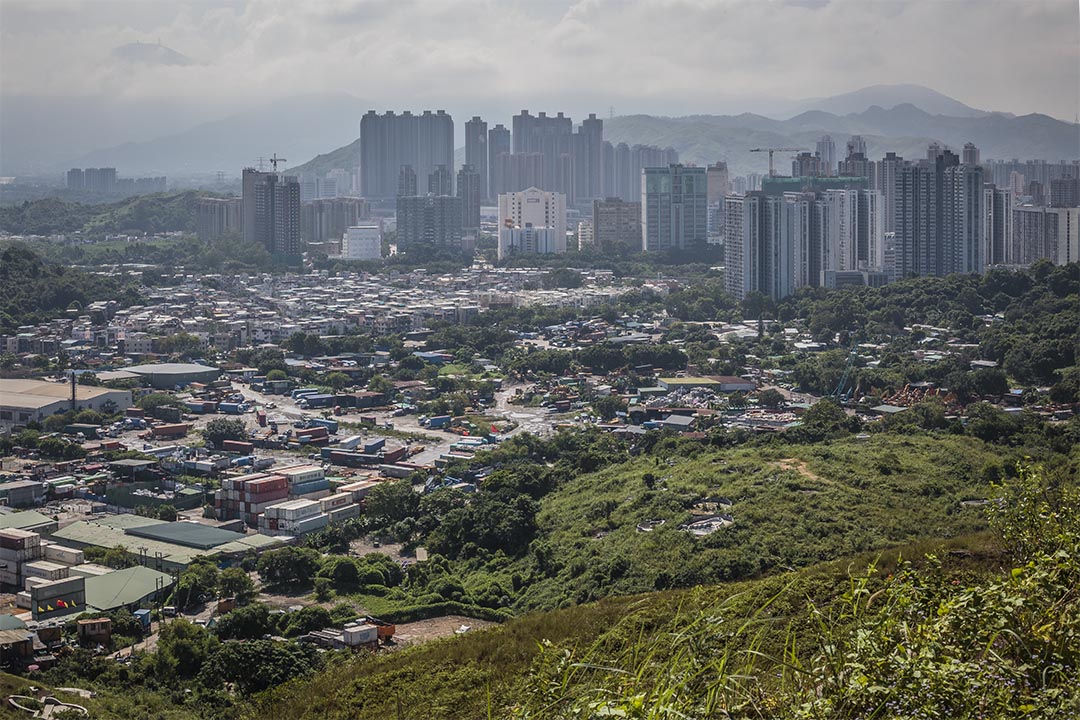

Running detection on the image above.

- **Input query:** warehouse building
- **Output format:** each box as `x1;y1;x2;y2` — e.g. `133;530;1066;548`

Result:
125;363;222;389
50;514;285;572
0;379;132;429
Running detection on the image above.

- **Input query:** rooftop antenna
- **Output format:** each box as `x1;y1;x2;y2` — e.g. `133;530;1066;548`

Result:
269;153;287;172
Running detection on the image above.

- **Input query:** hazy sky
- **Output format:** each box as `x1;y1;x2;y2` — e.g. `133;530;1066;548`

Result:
2;0;1078;121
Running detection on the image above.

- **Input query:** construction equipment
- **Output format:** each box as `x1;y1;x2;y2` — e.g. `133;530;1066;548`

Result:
749;147;807;177
832;341;860;401
268;153;287;172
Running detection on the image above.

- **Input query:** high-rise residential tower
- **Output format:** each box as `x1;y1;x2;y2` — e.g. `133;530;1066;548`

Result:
641;164;707;252
816;135;836;177
465;116;488;202
359;110;454;199
428;165;452;196
457;165;482;233
253;174;301;257
487;124;511;198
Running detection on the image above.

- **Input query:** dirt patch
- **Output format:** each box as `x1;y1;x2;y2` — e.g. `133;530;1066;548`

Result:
349;538;412;563
774;459;826;483
388;615;498;647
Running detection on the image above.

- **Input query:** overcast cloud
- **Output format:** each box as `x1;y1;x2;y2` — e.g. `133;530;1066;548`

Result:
2;0;1077;121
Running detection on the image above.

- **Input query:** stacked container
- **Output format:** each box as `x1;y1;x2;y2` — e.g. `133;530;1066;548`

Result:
0;528;43;589
214;472;288;526
258;498;329;535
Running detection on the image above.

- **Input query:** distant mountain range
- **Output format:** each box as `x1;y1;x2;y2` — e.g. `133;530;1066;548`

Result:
602;104;1077;175
790;83;995;118
289;100;1078;180
65;93;369;176
4;83;1076;179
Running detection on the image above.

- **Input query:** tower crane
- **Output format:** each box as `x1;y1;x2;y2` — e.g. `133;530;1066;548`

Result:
268;153;287;172
748;147;807;177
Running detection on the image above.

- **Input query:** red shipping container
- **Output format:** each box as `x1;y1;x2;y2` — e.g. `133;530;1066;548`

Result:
382;446;407;463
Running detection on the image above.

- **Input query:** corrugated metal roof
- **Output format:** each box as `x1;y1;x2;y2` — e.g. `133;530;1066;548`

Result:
0;510;54;531
85;567;174;612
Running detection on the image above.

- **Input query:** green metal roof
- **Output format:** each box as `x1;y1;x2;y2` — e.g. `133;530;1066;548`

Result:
125;522;247;550
0;510;55;531
85;566;174;612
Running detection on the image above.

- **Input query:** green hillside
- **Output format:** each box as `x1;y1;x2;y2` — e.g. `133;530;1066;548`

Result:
288;138;359;178
0;190;212;237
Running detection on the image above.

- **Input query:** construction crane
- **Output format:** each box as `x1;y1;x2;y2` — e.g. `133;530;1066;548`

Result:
749;147;807;177
268;153;287;172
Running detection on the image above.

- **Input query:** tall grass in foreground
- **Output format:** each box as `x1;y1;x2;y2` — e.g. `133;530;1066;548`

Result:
512;467;1079;719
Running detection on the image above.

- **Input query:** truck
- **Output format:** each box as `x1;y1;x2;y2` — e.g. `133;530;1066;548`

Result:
427;415;452;430
291;388;321;400
218;402;246;415
256;409;267;427
298;394;337;409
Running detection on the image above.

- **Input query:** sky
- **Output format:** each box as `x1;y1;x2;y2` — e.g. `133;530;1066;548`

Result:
0;0;1077;176
2;0;1077;119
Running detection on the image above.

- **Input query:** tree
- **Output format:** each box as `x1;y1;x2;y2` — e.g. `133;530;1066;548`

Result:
367;374;395;395
203;417;248;448
592;395;628;421
214;603;274;640
256;546;320;588
173;557;219;609
364;480;420;528
151;619;219;682
218;567;255;602
198;639;321;695
101;545;136;569
758;388;786;409
137;393;184;412
795;398;856;442
322;372;351;391
265;369;288;382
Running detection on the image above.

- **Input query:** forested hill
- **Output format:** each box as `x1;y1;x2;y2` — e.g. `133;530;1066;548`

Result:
0;191;209;237
0;244;142;333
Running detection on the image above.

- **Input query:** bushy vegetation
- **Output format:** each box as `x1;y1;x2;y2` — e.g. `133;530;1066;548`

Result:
0;243;142;333
0;191;204;237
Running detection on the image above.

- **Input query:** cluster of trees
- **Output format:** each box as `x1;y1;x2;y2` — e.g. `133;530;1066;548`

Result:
0;243;142;333
0;428;87;459
0;191;204;237
171;557;255;610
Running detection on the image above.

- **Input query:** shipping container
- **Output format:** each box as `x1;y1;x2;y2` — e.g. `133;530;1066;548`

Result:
309;418;339;434
291;388;321;400
338;435;363;451
379;464;414;479
221;440;255;454
299;394;337;409
151;423;190;438
343;623;379;647
362;438;385;454
256;410;267;427
43;545;84;566
328;503;361;523
319;493;352;512
381;446;408;464
427;415;452;429
218;402;244;415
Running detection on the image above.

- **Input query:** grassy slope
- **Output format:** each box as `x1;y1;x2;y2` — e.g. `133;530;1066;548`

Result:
244;533;1004;720
459;433;1028;614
